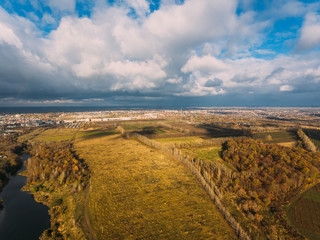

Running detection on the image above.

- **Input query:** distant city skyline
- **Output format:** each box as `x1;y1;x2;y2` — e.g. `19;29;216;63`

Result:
0;0;320;107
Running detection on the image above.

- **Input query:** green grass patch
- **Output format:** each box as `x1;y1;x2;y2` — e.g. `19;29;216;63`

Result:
182;146;237;171
286;183;320;240
252;131;297;143
76;130;117;140
31;129;77;143
18;128;45;142
198;124;244;137
194;146;221;162
303;129;320;149
303;188;320;203
139;126;166;135
311;138;320;149
122;123;159;131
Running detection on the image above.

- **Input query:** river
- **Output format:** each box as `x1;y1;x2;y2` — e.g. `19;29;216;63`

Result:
0;154;50;240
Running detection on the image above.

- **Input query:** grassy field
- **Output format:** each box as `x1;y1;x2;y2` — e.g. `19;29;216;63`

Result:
17;128;45;142
123;124;184;138
252;131;297;143
76;129;118;140
170;123;244;138
311;138;320;149
181;146;237;172
303;129;320;149
74;133;237;239
121;121;162;131
181;146;222;163
286;183;320;240
154;136;204;144
30;128;78;143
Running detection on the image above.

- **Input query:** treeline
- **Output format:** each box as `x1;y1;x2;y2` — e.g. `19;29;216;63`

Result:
0;144;24;188
222;138;320;239
171;136;244;149
122;130;251;240
27;142;89;191
0;134;25;209
247;126;295;133
303;128;320;149
26;141;90;239
297;128;317;152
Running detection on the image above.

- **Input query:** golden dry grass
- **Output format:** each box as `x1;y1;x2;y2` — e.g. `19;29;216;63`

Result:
74;133;237;240
154;136;203;143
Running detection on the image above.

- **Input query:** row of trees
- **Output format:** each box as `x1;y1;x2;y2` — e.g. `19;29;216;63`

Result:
297;128;317;152
122;130;251;240
126;125;320;239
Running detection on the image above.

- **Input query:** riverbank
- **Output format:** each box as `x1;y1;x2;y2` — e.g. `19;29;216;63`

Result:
0;137;26;213
24;140;90;239
0;154;50;240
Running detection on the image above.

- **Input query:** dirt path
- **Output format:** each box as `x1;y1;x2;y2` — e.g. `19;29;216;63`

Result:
83;180;97;240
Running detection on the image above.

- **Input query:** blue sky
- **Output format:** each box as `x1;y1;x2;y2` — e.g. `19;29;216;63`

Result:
0;0;320;107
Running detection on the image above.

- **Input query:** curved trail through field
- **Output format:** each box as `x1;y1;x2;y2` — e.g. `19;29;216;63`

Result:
84;181;97;240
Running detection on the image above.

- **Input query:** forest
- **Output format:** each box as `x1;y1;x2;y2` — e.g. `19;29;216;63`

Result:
26;141;90;239
221;138;320;238
0;134;25;209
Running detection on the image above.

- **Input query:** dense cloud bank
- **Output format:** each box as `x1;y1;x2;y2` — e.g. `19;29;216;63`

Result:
0;0;320;106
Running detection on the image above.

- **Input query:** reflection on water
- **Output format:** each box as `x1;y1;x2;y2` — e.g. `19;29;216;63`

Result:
0;154;50;240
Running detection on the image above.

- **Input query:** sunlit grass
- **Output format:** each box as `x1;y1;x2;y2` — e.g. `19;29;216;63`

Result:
252;131;297;143
154;136;203;143
31;128;78;143
76;130;118;140
74;132;237;239
17;128;45;142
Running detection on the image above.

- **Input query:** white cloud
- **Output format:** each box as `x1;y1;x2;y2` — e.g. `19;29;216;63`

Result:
112;0;255;58
41;13;56;26
264;0;320;20
181;55;229;73
297;12;320;50
0;22;23;49
1;1;320;103
39;0;252;92
280;85;294;92
167;77;182;84
47;0;75;12
255;49;276;55
125;0;150;17
104;58;167;89
178;52;320;96
306;66;320;82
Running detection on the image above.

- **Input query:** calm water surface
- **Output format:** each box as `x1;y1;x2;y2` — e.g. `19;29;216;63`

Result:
0;154;50;240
